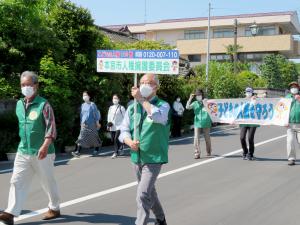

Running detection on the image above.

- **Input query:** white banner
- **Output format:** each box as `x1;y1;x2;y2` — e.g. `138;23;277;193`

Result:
204;98;292;126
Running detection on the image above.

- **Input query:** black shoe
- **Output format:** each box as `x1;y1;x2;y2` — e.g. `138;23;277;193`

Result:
0;212;14;225
247;154;254;161
155;217;167;225
288;159;295;166
242;154;247;160
92;150;99;156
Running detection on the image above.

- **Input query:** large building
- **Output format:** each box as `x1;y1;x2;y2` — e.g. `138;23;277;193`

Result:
106;11;300;67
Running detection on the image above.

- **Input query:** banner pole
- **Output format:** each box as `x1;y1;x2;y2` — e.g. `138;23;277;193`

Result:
134;73;138;141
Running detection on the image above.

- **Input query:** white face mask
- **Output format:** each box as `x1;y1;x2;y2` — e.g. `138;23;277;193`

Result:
196;96;202;101
21;86;34;98
83;95;90;102
290;88;299;95
245;92;252;98
113;99;119;105
140;84;153;98
176;98;180;102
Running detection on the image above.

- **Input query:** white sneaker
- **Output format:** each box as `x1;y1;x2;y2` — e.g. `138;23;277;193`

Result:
111;153;117;159
72;151;80;158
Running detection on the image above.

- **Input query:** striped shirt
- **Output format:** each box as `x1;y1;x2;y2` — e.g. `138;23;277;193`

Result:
24;99;57;140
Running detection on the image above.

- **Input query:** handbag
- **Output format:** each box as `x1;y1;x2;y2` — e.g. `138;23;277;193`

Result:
107;105;121;127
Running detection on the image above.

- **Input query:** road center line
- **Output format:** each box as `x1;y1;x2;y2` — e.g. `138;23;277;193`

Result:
15;133;286;222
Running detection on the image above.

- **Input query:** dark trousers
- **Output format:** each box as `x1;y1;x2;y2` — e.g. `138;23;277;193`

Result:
111;130;122;154
172;115;182;137
240;127;257;157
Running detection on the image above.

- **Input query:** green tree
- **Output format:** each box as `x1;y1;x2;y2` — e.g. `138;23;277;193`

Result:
0;0;113;150
0;0;64;95
237;71;267;91
296;63;300;74
260;54;298;89
225;44;243;63
277;56;298;87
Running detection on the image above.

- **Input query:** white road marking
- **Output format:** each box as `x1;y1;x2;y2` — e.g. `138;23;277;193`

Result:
15;133;286;222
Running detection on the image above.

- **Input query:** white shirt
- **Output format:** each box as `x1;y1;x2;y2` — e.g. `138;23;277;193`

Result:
173;101;185;116
107;104;126;131
119;98;170;143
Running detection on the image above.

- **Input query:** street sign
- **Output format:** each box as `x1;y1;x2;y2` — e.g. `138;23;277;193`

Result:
97;50;179;75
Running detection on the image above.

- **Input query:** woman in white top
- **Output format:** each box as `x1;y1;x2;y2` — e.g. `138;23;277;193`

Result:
107;94;126;158
172;96;185;137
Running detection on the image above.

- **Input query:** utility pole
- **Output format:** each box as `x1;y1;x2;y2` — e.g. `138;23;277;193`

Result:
233;18;238;75
205;2;211;85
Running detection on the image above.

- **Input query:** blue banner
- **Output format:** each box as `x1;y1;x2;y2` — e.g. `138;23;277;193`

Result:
97;50;179;59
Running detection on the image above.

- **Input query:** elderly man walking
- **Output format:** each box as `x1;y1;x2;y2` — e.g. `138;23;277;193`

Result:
0;71;61;225
119;74;170;225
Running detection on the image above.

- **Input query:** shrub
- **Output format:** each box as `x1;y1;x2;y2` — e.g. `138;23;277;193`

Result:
0;111;19;160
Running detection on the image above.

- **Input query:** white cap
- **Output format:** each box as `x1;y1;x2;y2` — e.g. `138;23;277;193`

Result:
245;87;253;93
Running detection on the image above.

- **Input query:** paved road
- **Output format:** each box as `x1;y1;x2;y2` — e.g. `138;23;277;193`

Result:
1;125;300;225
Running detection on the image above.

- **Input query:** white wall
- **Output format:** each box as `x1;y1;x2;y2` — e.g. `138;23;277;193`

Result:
155;30;184;46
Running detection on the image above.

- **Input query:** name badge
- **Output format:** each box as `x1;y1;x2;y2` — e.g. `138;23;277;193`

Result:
29;111;38;120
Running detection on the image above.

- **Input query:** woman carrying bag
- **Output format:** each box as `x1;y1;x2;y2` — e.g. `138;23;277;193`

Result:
107;94;126;158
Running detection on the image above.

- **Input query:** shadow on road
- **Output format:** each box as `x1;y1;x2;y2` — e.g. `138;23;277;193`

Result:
224;155;294;163
19;212;155;225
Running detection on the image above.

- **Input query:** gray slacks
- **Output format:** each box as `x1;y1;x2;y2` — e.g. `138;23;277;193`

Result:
133;163;165;225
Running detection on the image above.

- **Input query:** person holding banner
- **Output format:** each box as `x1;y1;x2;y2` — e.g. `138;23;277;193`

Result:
285;82;300;166
240;87;260;161
186;89;212;159
107;94;126;159
119;73;169;225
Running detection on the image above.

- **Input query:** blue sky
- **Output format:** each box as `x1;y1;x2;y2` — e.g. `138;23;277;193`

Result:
69;0;300;26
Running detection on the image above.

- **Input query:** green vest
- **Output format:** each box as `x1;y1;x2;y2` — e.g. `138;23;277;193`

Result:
128;97;170;164
286;94;300;124
16;96;55;155
191;101;212;128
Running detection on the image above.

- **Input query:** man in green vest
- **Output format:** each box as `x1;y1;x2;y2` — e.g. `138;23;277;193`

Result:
286;81;300;166
119;74;170;225
0;71;61;225
186;89;212;159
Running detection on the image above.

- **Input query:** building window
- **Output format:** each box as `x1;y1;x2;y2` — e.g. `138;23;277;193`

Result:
239;53;272;62
188;54;201;62
213;29;234;38
184;30;206;40
245;26;277;36
260;26;276;35
245;29;252;37
133;33;145;40
210;54;230;61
